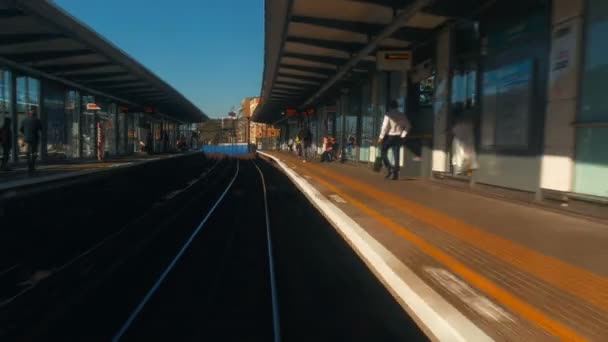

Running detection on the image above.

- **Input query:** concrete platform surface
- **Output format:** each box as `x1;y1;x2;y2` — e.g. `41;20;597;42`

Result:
262;151;608;341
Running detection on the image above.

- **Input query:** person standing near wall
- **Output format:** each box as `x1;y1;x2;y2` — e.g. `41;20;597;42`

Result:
0;118;12;171
378;100;411;180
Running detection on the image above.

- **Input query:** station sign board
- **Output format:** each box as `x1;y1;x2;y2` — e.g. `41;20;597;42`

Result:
376;50;412;71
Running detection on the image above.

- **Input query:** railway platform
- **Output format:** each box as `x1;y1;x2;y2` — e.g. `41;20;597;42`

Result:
260;151;608;341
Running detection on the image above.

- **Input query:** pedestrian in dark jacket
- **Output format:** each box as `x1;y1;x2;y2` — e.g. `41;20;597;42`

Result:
20;108;42;172
299;126;313;162
1;117;12;171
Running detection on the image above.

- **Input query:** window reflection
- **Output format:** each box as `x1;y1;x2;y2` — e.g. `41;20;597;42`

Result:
16;76;40;158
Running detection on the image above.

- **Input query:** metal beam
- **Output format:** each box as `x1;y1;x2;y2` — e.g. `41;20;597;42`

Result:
302;0;433;108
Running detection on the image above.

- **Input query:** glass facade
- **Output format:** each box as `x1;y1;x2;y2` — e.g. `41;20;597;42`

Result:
81;95;96;158
118;111;127;155
44;81;67;159
65;90;80;158
0;66;179;165
16;75;40;158
575;0;608;197
360;79;374;161
0;68;11;162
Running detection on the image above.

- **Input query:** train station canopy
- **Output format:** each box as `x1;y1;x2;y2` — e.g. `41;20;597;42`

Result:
1;0;207;122
254;0;494;123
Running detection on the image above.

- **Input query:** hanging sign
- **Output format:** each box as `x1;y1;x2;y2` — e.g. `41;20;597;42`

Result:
377;50;412;71
86;103;101;110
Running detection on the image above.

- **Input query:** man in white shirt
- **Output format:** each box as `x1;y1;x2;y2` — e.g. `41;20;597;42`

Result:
378;100;411;180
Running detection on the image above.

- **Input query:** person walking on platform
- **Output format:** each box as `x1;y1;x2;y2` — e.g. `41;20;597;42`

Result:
20;108;42;173
146;131;153;155
0;117;12;171
378;100;411;180
295;134;302;157
300;125;313;162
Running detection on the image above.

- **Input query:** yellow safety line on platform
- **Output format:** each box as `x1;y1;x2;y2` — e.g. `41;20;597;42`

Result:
293;157;608;313
297;165;586;341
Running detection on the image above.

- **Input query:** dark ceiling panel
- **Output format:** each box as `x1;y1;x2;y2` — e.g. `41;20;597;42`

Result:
283;52;348;66
35;62;114;73
0;33;64;46
279;63;335;75
291;15;384;36
0;8;25;19
423;0;488;18
350;0;414;9
277;72;326;82
68;71;131;81
286;36;364;53
4;49;94;63
391;26;435;43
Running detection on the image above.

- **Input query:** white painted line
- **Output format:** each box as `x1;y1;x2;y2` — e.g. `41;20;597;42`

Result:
253;161;281;342
328;194;347;204
258;152;492;342
424;267;514;323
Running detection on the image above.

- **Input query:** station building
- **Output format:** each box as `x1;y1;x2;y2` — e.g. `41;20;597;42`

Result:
254;0;608;204
0;0;206;162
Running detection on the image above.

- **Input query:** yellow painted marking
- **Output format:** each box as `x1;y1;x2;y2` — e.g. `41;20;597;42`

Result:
297;159;608;312
298;166;587;341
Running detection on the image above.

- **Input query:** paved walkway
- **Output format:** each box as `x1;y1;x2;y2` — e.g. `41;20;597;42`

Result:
263;151;608;341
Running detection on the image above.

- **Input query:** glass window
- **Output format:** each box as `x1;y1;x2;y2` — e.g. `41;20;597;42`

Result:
580;0;608;123
0;68;11;162
574;0;608;196
81;95;96;158
45;82;67;159
480;59;533;148
65;90;80;158
0;68;10;125
16;76;40;158
118;111;126;154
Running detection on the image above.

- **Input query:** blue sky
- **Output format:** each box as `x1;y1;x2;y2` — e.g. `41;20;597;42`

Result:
54;0;263;118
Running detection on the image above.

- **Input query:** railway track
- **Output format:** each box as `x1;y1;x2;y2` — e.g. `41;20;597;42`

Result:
1;156;426;341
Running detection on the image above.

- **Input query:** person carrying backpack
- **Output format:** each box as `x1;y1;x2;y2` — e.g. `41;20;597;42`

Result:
378;100;411;180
